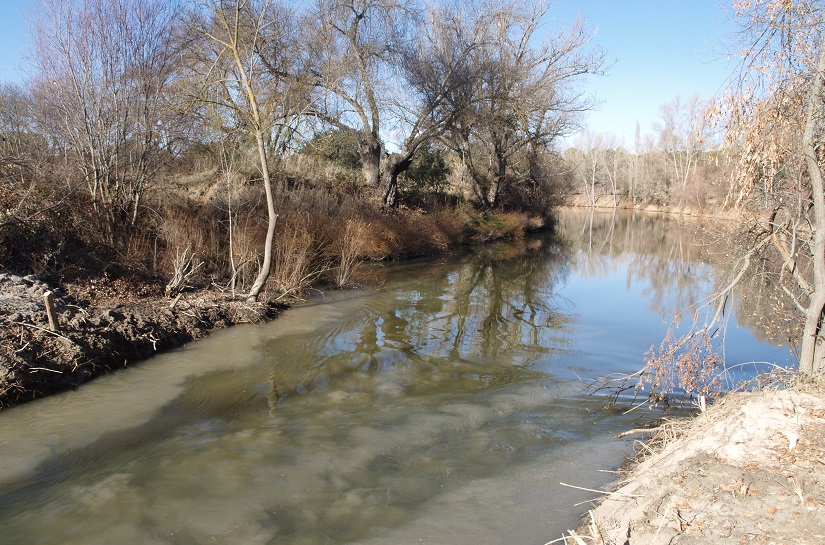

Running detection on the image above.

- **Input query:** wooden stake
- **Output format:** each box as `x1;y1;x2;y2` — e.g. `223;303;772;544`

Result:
43;291;60;332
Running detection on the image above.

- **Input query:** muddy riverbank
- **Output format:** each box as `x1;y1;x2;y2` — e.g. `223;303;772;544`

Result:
0;272;285;408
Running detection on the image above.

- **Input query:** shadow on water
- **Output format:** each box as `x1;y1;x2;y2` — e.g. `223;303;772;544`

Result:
0;209;793;545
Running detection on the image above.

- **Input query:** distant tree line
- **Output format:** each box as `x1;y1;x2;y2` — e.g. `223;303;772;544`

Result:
561;94;730;210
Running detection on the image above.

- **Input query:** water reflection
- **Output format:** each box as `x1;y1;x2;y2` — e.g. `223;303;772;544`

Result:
262;239;576;411
558;209;714;321
0;210;790;545
555;208;791;383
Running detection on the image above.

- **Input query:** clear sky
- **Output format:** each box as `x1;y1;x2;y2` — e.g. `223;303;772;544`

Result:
0;0;31;83
553;0;737;146
0;0;737;146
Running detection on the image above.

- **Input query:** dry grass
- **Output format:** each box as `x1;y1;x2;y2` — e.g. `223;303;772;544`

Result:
3;159;553;300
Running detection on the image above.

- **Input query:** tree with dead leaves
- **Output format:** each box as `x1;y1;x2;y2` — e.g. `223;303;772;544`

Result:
719;0;825;374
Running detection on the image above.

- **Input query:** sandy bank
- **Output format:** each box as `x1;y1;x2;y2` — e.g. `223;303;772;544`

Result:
566;384;825;544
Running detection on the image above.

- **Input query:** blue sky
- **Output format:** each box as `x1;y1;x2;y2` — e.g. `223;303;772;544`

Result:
0;0;31;83
553;0;736;144
0;0;737;144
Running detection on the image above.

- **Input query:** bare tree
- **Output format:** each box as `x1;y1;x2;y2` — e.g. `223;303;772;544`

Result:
654;94;708;206
304;0;414;189
601;134;627;207
0;83;38;174
31;0;180;247
567;131;610;206
377;0;482;206
185;0;309;302
441;0;604;209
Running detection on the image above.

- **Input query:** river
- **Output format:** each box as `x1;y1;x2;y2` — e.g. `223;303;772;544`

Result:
0;210;792;544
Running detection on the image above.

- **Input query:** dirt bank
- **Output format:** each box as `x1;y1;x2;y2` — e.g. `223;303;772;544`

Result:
563;384;825;545
0;272;284;408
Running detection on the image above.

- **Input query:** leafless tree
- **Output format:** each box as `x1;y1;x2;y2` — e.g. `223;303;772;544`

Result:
377;0;482;206
184;0;310;302
440;0;605;209
654;94;708;206
566;131;613;206
30;0;180;247
304;0;414;189
0;83;38;174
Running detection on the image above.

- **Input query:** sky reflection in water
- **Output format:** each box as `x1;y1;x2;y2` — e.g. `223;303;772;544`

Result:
0;210;792;545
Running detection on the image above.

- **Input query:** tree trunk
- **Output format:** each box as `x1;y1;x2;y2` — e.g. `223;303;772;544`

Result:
798;40;825;374
381;152;413;207
246;129;279;303
359;134;381;188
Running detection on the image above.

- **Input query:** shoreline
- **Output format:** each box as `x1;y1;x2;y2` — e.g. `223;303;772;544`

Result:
0;271;286;409
561;382;825;544
0;202;726;410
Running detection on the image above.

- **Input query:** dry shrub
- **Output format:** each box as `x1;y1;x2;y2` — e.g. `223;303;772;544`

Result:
394;208;464;256
472;211;532;241
155;196;223;278
267;216;328;299
0;175;88;276
643;326;725;399
359;218;402;258
497;212;531;238
283;154;361;192
335;219;370;287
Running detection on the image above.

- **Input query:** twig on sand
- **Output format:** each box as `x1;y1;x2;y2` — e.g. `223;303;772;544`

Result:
560;482;644;498
545;510;605;545
634;439;656;456
589;510;604;544
27;366;63;374
616;426;663;438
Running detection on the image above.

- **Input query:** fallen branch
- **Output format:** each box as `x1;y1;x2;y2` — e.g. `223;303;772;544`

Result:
616;425;667;438
12;321;76;344
559;482;644;498
588;510;604;545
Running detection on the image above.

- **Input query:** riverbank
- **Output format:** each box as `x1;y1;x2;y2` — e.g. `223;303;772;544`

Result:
561;195;741;221
561;380;825;544
0;205;551;409
0;272;286;408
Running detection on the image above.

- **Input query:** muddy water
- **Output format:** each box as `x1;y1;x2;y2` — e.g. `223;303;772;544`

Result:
0;210;791;544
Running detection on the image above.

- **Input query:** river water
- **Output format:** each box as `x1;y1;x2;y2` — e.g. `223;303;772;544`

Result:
0;210;791;544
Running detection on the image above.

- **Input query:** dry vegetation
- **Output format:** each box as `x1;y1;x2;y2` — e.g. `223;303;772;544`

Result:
0;140;556;407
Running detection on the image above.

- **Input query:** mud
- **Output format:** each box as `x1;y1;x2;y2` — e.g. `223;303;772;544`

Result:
0;272;284;408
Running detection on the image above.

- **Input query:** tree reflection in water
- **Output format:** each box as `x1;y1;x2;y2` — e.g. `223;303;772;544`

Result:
265;208;792;408
558;208;792;394
265;238;575;408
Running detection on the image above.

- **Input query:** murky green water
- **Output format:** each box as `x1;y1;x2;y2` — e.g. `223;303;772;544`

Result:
0;210;791;544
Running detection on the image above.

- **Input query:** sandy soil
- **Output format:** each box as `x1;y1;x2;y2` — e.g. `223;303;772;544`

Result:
561;384;825;545
0;272;284;408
